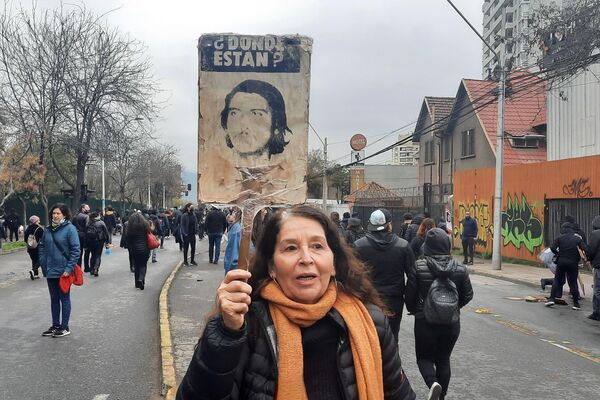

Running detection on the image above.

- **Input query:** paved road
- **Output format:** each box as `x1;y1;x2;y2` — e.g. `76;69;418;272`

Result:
0;236;184;400
170;258;600;399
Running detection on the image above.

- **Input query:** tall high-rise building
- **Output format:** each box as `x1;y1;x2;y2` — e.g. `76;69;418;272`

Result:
481;0;565;77
391;131;419;165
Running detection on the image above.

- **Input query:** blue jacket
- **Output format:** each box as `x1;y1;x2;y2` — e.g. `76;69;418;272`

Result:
224;222;241;272
38;221;81;278
461;217;478;239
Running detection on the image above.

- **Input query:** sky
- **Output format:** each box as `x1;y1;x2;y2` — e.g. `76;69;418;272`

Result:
33;0;484;176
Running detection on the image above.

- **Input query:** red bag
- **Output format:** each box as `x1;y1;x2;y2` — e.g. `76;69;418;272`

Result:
59;275;73;294
73;264;84;286
147;232;160;250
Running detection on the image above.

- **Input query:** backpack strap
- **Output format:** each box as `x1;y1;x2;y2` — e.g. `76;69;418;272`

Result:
47;228;69;261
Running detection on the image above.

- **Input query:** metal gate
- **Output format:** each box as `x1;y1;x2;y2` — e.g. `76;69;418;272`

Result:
545;198;600;245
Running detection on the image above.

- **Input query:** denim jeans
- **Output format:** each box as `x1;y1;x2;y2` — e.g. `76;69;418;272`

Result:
47;278;71;329
208;234;223;262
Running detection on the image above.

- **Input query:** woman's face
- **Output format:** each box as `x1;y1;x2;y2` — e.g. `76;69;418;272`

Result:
271;216;335;304
51;208;64;223
226;92;272;153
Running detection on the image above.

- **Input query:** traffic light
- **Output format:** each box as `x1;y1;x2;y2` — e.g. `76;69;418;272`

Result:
187;183;192;191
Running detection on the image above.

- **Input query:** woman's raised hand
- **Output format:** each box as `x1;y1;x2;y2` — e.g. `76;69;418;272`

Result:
217;269;252;331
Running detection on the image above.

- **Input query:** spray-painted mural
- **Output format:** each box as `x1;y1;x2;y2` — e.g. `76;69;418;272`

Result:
453;201;494;248
501;194;543;254
562;177;593;198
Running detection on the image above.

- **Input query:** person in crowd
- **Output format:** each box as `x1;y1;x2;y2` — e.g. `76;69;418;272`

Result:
340;211;351;230
72;204;91;270
405;228;473;400
121;212;151;290
119;217;135;273
149;211;163;263
103;205;117;245
330;211;343;234
196;208;205;240
343;215;365;247
223;209;242;273
251;207;272;249
38;203;80;338
399;212;413;240
205;206;228;264
180;203;198;266
85;212;110;277
459;211;478;265
5;208;21;242
404;213;424;243
162;210;172;238
157;210;169;248
354;208;415;340
24;215;44;280
546;223;587;310
437;216;450;234
176;205;417;400
586;215;600;321
410;218;436;258
564;215;587;244
173;206;183;251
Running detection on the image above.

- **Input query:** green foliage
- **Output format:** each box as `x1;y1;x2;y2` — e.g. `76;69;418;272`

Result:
1;241;26;252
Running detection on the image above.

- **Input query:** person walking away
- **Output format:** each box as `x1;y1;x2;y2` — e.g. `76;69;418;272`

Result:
172;207;183;251
85;212;110;277
354;208;415;340
399;213;413;240
121;212;151;290
180;203;198;266
120;219;135;273
410;218;436;258
38;203;80;338
460;211;478;265
223;209;242;273
73;204;91;270
176;205;417;400
205;206;227;264
103;206;117;246
340;211;351;230
586;215;600;321
546;223;587;310
157;210;170;247
405;228;473;400
24;215;44;280
404;213;424;244
148;212;163;263
343;216;366;247
5;208;21;242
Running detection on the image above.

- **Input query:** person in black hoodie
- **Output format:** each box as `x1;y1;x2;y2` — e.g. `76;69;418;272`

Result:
355;208;415;340
180;203;198;266
85;212;110;277
405;228;473;400
404;213;424;244
205;206;227;264
343;217;365;247
122;212;151;290
546;223;587;310
585;215;600;321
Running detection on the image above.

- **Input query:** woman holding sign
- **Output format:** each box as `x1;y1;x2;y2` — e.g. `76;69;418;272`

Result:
177;205;416;400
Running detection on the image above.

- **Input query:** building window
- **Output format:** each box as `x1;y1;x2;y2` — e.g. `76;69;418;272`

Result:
424;140;435;164
461;130;475;158
443;138;451;162
510;137;540;148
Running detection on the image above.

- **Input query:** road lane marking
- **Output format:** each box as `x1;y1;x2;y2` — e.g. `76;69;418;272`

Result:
93;395;110;400
470;307;600;365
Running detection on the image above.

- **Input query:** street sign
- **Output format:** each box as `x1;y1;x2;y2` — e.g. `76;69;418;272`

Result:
350;133;367;151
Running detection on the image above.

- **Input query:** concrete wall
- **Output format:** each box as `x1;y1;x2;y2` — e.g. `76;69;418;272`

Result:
364;164;418;190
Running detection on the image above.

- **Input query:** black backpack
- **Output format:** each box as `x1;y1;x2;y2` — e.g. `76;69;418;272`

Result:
85;223;103;243
423;264;460;325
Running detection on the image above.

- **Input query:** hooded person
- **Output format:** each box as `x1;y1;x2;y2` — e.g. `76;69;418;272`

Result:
354;209;415;340
405;228;473;400
343;216;365;247
585;216;600;321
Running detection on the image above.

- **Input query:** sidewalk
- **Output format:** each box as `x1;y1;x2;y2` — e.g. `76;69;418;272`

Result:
466;256;595;296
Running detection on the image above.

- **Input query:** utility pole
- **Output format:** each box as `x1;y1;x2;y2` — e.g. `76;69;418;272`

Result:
147;165;151;210
101;157;106;212
446;0;506;270
163;184;166;210
322;137;328;212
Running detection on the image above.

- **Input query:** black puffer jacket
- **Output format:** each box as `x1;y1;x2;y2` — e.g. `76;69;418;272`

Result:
585;216;600;269
177;300;416;400
405;255;473;317
123;229;149;255
551;223;587;266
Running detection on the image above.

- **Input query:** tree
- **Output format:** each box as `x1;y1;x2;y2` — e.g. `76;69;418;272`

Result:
306;149;350;201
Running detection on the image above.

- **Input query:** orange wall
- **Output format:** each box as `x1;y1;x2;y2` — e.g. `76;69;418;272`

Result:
453;154;600;261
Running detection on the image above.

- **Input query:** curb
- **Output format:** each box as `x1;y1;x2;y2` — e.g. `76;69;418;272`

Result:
467;267;540;290
159;260;183;399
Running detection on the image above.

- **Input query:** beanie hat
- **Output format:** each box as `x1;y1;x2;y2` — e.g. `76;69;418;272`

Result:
29;215;40;224
423;227;451;256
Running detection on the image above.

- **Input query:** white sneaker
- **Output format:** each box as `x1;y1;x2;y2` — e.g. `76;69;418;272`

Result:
545;301;555;307
428;382;442;400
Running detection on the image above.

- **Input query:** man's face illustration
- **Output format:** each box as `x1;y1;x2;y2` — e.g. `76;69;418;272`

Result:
226;92;271;154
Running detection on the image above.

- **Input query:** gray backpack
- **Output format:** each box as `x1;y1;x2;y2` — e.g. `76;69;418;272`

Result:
423;266;460;325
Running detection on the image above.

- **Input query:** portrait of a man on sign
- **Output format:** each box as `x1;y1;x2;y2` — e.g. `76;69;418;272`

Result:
198;34;312;205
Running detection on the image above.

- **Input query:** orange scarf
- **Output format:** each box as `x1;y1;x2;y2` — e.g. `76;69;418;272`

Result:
261;281;384;400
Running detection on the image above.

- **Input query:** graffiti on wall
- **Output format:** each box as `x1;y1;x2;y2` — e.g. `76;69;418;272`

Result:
501;193;543;253
562;177;593;198
453;201;494;247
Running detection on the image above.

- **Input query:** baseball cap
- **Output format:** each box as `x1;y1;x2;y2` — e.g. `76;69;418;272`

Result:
367;209;392;231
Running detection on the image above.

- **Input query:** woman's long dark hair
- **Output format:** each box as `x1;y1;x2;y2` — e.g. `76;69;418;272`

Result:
127;212;150;235
249;205;386;310
416;218;435;239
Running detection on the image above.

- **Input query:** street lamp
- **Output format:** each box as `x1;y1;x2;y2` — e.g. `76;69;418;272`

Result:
446;0;506;270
